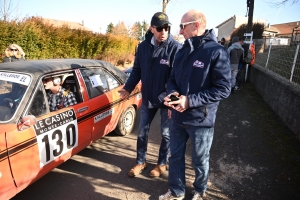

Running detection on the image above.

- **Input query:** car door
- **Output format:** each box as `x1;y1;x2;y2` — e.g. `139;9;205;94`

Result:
5;71;92;192
0;126;17;200
79;67;123;141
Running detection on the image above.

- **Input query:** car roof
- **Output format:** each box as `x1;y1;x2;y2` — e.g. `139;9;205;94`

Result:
0;58;128;82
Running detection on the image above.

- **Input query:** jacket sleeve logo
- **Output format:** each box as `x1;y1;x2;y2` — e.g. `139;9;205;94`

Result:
160;59;170;66
193;60;204;68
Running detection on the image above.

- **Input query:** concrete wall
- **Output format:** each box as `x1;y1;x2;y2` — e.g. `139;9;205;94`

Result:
217;19;235;40
250;64;300;140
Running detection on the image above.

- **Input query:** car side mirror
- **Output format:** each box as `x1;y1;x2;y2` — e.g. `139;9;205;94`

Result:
17;115;37;131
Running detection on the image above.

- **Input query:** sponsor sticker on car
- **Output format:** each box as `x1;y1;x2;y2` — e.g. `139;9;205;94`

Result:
94;108;114;123
34;109;78;167
0;72;31;85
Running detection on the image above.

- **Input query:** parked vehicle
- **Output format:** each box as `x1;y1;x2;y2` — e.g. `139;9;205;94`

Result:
0;59;142;199
123;67;133;76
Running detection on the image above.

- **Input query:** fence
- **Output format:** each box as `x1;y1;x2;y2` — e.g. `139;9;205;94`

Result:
254;38;300;88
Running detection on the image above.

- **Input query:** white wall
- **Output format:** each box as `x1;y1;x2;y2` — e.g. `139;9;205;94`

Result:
217;19;235;41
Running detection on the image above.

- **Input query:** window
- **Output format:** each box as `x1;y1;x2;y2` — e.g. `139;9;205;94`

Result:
61;74;82;103
105;72;119;90
80;68;120;99
28;84;48;117
80;68;108;99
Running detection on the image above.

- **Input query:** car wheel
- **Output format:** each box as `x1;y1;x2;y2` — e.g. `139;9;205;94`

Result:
115;106;136;136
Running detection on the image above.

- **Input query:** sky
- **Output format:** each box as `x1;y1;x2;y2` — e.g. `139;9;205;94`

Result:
13;0;300;37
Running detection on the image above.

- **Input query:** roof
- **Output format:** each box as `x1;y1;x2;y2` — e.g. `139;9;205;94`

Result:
271;21;300;35
0;59;127;82
216;15;235;28
37;17;92;32
265;26;280;33
216;15;267;29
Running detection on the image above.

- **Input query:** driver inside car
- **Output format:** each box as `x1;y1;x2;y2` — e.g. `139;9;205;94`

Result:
2;83;27;109
43;76;77;111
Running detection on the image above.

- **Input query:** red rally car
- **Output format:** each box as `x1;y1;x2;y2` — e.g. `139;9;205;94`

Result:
0;59;142;199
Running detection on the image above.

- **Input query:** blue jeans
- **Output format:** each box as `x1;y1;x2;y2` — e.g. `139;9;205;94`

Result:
231;69;239;88
168;120;214;196
136;104;170;165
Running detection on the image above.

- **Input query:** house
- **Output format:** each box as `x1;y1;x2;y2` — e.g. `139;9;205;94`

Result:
260;21;299;45
34;17;92;32
216;15;266;41
263;25;280;38
271;21;300;43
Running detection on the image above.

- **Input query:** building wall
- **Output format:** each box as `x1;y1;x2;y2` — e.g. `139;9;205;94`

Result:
217;19;235;41
217;15;266;41
235;16;249;28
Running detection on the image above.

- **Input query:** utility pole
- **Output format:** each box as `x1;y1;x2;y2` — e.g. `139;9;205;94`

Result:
244;0;255;82
246;0;254;33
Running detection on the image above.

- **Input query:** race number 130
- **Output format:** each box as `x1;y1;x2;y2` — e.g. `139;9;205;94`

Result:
36;121;78;167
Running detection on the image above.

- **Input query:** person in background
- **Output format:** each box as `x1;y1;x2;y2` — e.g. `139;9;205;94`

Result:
118;12;182;178
220;37;226;46
227;36;244;93
43;76;77;111
2;44;26;63
1;83;27;110
235;37;245;90
228;38;233;48
159;9;231;200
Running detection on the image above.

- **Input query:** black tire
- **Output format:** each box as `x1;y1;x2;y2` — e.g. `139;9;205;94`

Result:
115;106;136;136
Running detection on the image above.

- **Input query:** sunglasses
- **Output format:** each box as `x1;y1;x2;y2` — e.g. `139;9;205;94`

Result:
10;49;18;52
154;26;170;32
179;20;199;30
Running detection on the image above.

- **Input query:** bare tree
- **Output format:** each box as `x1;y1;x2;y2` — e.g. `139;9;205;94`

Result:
162;0;171;13
152;0;186;13
268;0;299;7
112;21;129;36
0;0;20;21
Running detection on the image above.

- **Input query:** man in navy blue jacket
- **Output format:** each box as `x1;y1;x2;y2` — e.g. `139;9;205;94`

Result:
159;10;231;200
118;12;182;177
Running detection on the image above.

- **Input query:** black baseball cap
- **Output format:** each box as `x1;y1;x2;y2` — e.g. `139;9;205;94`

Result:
151;12;171;27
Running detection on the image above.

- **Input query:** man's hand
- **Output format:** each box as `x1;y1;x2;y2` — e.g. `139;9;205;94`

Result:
118;89;130;99
163;92;179;108
164;92;189;113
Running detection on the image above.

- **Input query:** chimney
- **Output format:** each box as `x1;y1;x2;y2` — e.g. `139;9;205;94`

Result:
267;23;270;28
82;20;84;26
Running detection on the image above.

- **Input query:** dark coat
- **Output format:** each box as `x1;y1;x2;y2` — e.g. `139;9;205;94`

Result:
3;56;25;63
123;30;182;108
167;29;231;127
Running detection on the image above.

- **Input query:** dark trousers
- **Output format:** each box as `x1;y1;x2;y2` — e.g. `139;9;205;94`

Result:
236;63;244;87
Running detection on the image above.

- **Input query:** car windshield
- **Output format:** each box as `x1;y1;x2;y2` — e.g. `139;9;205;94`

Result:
0;72;31;121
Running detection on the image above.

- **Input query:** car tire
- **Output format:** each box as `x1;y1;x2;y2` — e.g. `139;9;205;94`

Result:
115;106;136;136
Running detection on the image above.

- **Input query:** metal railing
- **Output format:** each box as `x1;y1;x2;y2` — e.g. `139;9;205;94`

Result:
254;38;300;87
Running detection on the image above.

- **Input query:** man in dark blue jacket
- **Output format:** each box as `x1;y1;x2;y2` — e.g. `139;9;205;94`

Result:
159;10;231;200
118;12;182;177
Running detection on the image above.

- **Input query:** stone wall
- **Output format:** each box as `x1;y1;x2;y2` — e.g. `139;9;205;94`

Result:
250;64;300;140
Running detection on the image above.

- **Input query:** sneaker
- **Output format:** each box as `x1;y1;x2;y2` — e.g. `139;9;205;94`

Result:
191;190;206;200
149;164;167;177
159;190;185;200
127;163;147;177
234;86;240;90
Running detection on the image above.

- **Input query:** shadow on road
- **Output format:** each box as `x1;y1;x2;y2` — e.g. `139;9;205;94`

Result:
12;83;300;200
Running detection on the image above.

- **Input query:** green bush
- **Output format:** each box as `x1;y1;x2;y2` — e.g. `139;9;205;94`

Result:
0;17;139;65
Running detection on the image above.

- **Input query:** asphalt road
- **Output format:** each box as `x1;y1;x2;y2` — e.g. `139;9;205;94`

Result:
11;83;300;200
